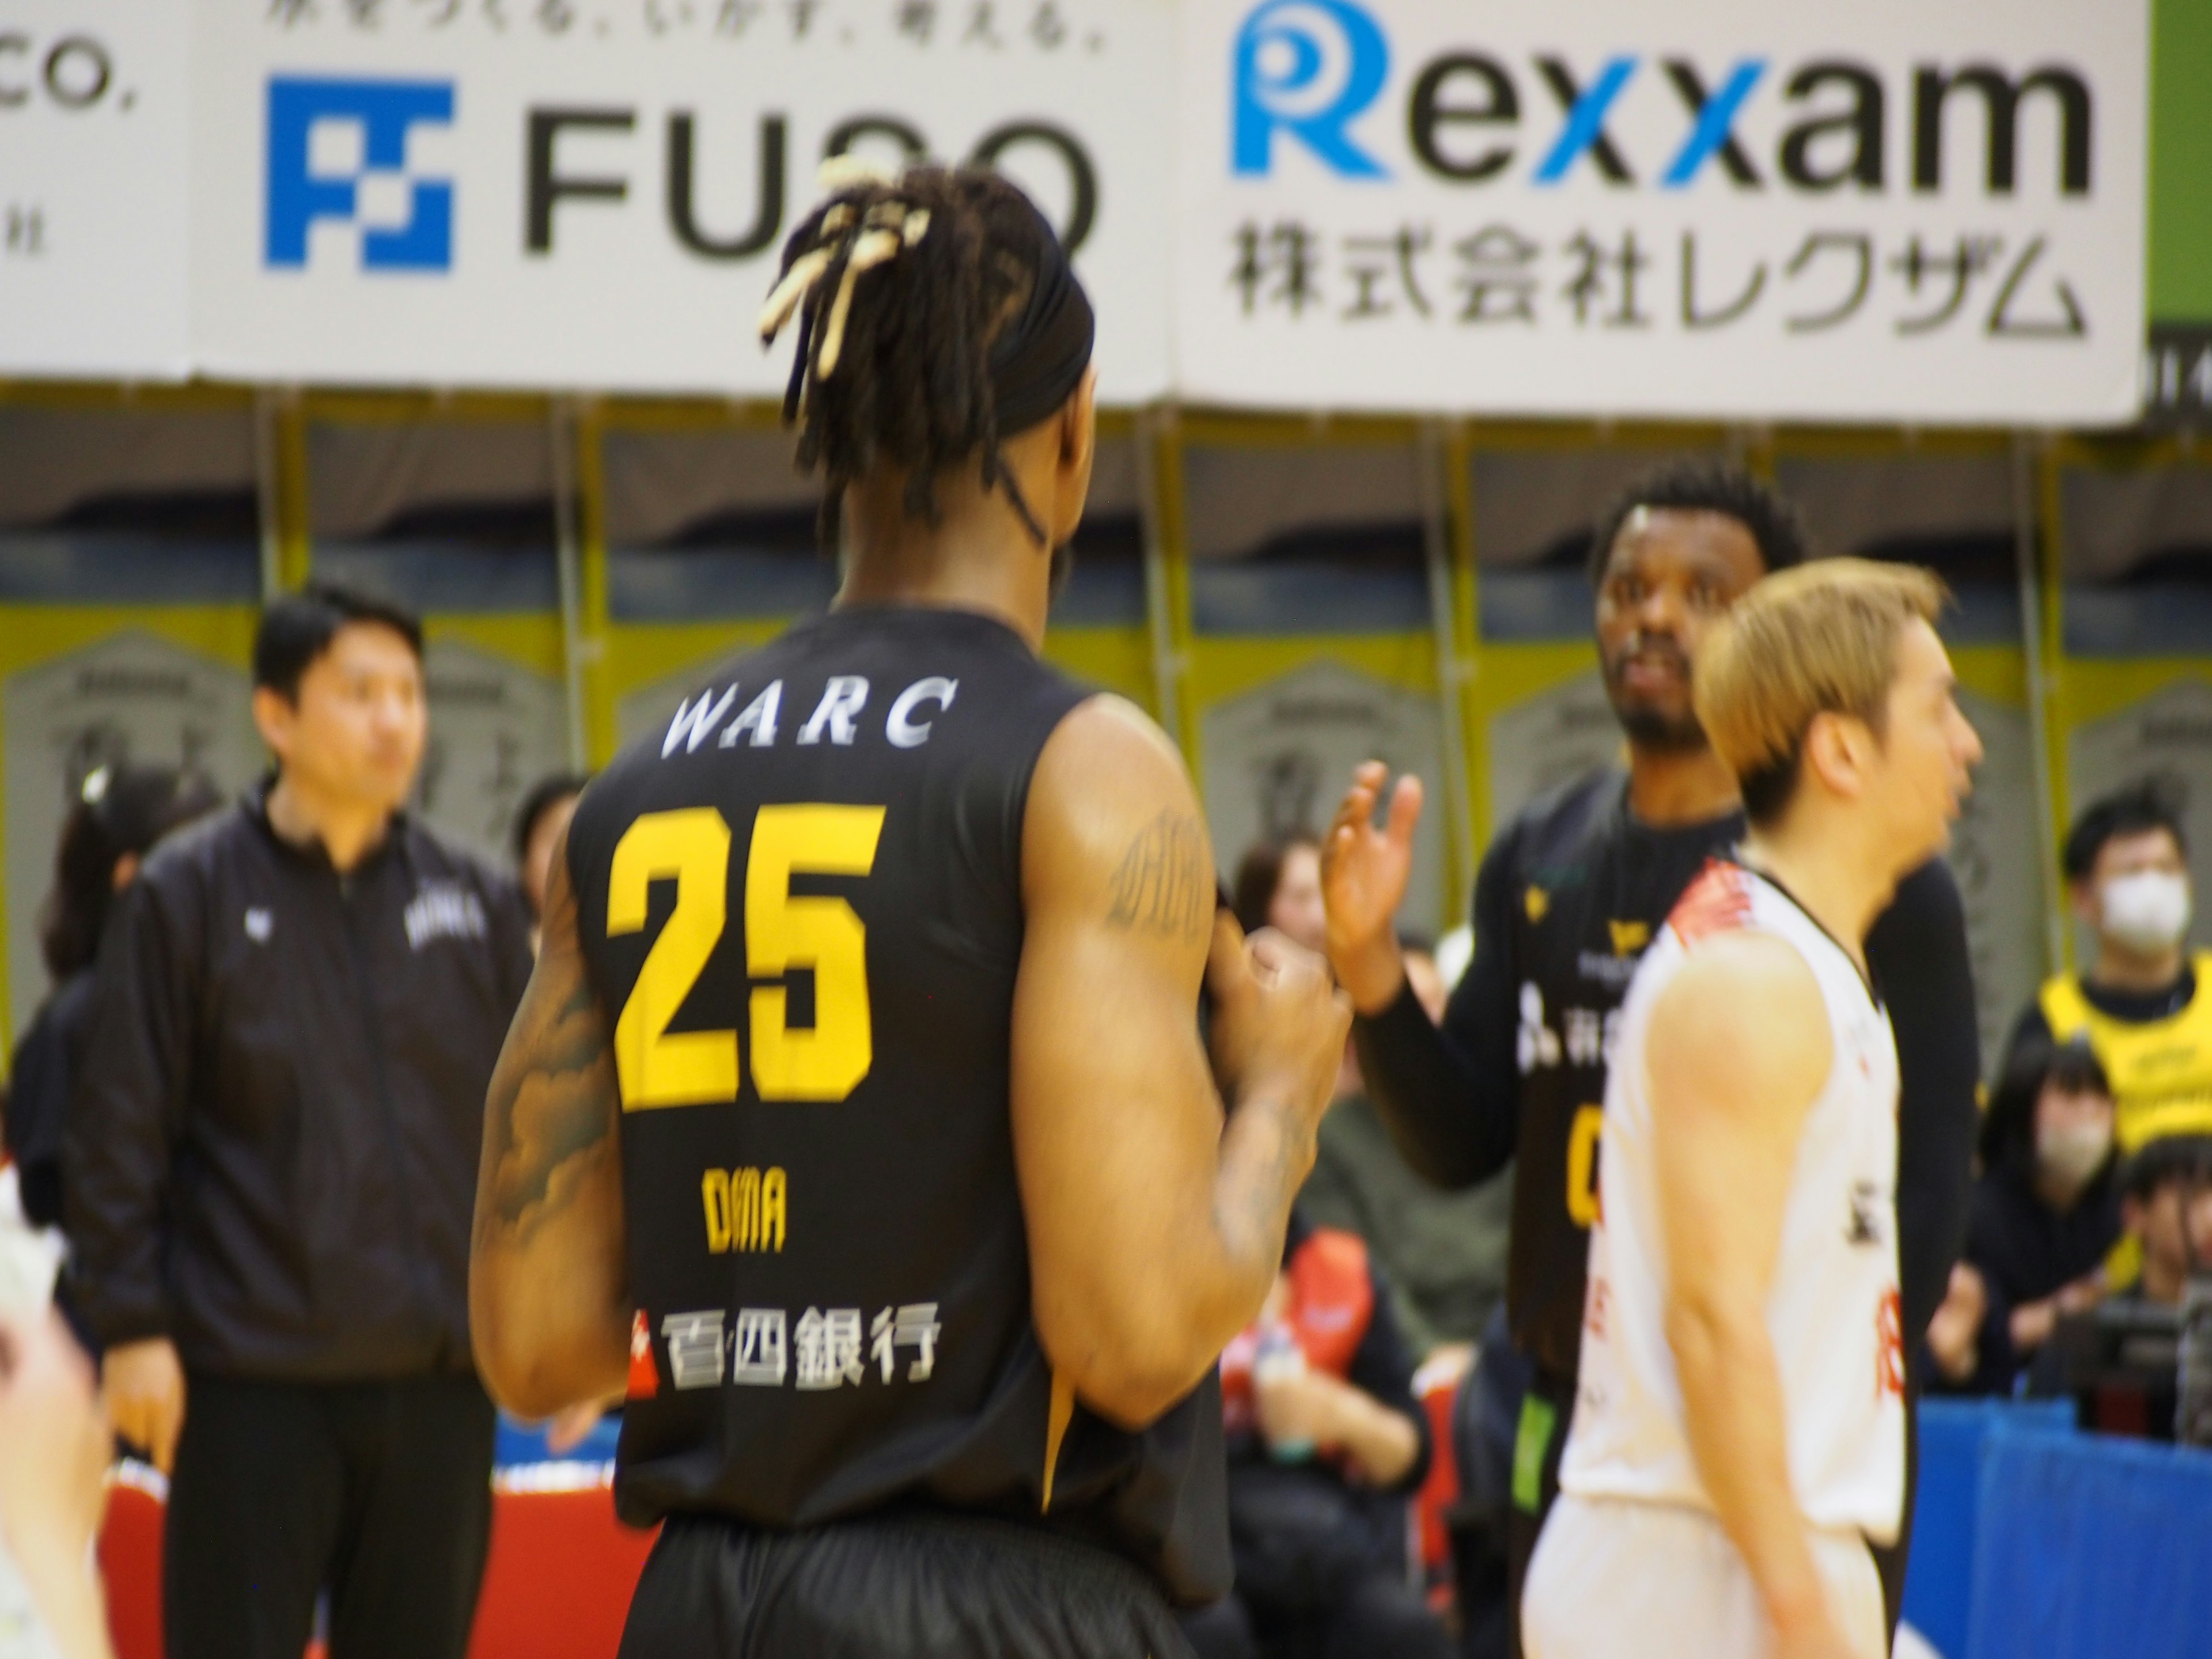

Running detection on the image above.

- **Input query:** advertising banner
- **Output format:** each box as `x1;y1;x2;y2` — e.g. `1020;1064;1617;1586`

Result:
189;0;1172;400
1175;0;2148;424
0;0;192;377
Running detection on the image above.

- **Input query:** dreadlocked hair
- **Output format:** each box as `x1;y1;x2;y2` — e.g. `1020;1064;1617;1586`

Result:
763;164;1052;554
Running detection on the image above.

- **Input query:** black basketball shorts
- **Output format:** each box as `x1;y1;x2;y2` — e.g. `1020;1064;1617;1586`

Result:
619;1509;1195;1659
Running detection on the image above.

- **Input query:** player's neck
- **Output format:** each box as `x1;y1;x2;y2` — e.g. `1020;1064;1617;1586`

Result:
1623;740;1742;829
836;469;1053;653
2087;938;2188;996
264;771;393;874
1739;812;1897;972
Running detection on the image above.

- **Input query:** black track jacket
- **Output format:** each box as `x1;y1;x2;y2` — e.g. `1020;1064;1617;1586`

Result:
63;785;533;1382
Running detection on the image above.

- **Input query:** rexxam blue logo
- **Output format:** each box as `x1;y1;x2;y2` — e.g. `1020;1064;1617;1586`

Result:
266;76;455;272
1233;0;1391;180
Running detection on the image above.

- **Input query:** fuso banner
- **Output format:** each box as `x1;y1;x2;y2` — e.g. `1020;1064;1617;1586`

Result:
190;0;1172;400
1175;0;2148;423
0;0;192;377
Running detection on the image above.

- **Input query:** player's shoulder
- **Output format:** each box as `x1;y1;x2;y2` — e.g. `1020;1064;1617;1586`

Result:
1646;926;1830;1092
1025;694;1208;902
1665;859;1757;945
1030;694;1192;829
1656;909;1824;1034
1498;767;1626;866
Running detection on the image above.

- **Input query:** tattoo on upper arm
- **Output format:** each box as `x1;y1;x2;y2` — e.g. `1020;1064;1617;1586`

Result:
476;933;621;1248
1107;810;1213;941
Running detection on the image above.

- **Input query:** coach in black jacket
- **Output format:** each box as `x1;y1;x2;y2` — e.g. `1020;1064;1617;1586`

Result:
65;584;533;1659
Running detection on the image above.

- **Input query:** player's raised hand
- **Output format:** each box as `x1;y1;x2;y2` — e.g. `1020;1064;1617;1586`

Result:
1207;913;1351;1126
1321;762;1423;1014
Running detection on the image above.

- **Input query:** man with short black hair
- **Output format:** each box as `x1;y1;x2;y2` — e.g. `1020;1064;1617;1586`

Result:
2005;775;2212;1154
65;581;534;1659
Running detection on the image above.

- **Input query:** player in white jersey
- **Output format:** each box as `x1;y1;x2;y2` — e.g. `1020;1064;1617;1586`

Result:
1524;560;1982;1659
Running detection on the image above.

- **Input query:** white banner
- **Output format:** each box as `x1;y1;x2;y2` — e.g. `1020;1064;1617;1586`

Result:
0;0;191;377
0;2;2158;426
1175;0;2147;424
188;0;1171;400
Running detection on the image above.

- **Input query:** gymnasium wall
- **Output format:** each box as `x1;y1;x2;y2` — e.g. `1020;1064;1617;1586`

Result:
2;387;2206;1067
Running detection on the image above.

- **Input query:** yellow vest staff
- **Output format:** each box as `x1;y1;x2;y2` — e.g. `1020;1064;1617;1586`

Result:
2040;951;2212;1154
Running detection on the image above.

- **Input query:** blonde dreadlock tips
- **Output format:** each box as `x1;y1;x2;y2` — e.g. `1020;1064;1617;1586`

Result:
760;194;931;363
816;153;897;195
816;226;904;377
757;247;834;344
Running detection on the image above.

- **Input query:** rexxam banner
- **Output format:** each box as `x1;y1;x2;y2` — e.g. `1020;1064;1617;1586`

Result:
1175;0;2147;423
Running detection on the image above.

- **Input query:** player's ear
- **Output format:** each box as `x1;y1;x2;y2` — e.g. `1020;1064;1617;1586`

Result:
1800;711;1871;804
1047;367;1097;547
252;684;299;768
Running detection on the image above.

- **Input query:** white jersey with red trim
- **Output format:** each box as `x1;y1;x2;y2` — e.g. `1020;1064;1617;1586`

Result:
1557;860;1906;1544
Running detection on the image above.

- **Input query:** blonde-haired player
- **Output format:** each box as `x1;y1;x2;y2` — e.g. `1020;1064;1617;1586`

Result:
1523;561;1983;1659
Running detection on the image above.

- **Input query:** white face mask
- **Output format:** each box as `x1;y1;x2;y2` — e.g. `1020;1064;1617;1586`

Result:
2100;870;2193;955
2036;1118;2113;1190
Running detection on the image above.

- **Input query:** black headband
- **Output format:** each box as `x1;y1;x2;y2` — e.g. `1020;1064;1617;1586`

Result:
988;199;1095;436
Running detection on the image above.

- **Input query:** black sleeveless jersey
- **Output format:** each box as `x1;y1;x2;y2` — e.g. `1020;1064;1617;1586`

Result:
563;605;1230;1604
1482;772;1729;1378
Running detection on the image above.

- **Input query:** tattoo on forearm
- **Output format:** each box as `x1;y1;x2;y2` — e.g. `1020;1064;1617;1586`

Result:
476;942;620;1251
1107;810;1212;941
1218;1096;1313;1271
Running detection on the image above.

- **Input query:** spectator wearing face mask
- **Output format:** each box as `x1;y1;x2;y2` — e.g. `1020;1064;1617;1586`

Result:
1923;1037;2122;1395
2001;776;2211;1157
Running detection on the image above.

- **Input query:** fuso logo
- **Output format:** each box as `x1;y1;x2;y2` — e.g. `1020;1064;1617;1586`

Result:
1233;0;1391;180
266;76;455;272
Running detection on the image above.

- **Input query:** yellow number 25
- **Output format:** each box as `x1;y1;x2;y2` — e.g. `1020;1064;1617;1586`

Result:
607;804;885;1109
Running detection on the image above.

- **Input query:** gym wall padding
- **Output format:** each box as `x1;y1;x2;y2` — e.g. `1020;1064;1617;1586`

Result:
302;411;570;866
1036;427;1157;717
1899;1397;2078;1659
1176;426;1457;939
596;416;825;757
1939;1413;2212;1659
2050;445;2212;966
594;416;1157;765
0;398;266;1052
6;385;2210;1048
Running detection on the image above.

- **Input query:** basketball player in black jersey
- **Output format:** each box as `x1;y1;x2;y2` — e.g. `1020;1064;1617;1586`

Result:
468;167;1350;1659
1320;464;1982;1650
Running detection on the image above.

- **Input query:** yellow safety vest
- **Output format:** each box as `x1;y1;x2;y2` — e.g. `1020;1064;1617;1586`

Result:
2039;952;2212;1153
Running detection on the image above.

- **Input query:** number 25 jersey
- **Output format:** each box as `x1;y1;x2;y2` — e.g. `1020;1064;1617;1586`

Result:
563;605;1230;1603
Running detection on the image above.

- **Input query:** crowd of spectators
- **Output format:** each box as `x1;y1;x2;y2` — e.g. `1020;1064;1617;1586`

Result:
1926;777;2212;1437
